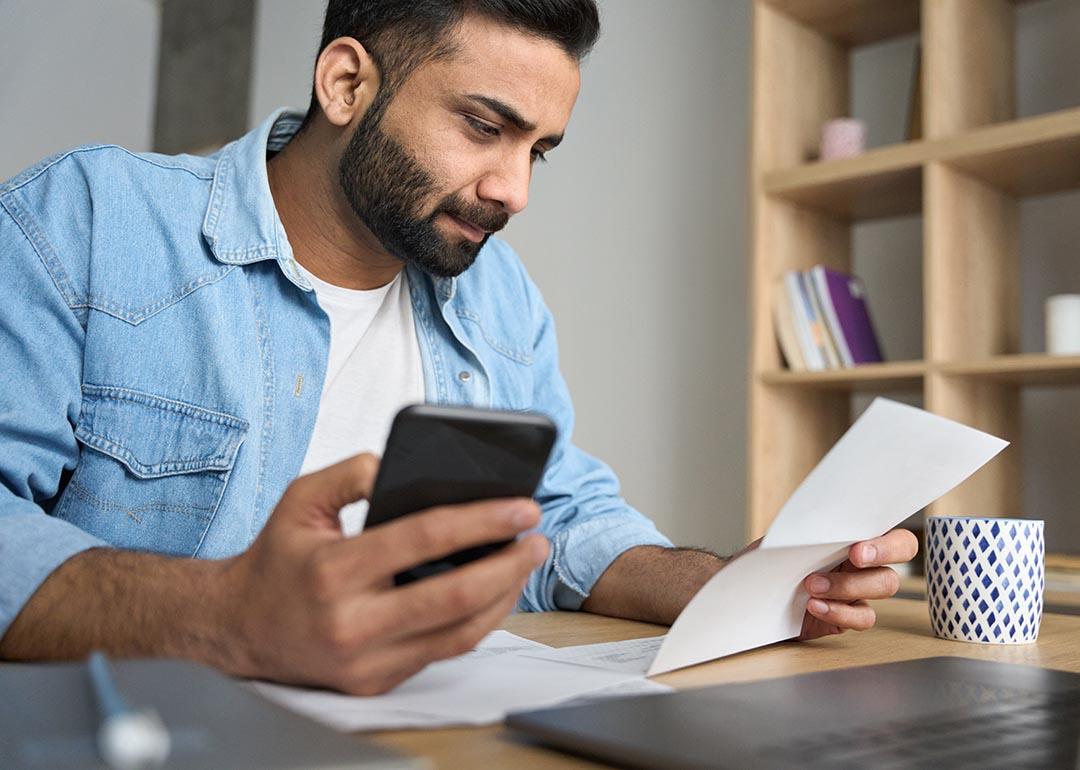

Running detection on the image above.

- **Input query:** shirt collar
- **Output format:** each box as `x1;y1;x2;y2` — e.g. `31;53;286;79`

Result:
202;109;297;270
201;108;457;301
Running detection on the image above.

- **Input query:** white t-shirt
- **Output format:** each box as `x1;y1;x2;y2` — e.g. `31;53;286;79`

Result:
295;262;425;535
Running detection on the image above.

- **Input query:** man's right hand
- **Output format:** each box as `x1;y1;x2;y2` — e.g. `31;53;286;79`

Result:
222;453;548;694
0;453;547;697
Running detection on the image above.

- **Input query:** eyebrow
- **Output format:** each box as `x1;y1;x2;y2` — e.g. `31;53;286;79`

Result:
464;93;564;148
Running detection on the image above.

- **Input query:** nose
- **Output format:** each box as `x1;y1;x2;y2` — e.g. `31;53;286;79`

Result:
476;152;531;216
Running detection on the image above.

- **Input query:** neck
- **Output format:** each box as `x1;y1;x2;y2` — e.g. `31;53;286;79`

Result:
266;127;404;290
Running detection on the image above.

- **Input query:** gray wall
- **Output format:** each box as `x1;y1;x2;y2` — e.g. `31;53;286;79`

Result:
2;0;1077;555
0;0;158;179
247;0;751;553
500;1;749;552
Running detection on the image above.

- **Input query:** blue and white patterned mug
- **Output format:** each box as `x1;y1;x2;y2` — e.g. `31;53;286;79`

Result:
926;516;1044;644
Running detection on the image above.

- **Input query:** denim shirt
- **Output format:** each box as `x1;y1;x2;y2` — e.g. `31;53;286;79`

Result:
0;109;671;637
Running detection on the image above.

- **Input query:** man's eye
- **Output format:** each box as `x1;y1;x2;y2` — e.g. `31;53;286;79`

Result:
465;115;499;138
531;148;548;164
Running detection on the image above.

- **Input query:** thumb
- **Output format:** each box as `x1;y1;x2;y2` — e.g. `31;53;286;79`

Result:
283;453;381;522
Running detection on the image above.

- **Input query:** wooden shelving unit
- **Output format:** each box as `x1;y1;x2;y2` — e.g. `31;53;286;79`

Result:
749;0;1080;548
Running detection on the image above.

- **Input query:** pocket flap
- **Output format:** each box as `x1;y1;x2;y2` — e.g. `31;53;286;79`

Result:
75;384;248;479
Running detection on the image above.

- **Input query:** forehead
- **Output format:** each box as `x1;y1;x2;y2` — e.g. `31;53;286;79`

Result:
409;13;581;129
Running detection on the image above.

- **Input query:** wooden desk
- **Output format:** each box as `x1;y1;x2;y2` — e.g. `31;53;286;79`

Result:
368;599;1080;769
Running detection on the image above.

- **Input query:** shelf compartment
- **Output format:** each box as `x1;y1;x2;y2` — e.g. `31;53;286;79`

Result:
938;107;1080;198
937;354;1080;385
761;0;920;47
759;360;925;391
765;142;926;221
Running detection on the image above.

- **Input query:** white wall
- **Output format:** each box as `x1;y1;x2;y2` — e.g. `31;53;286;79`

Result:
0;0;158;180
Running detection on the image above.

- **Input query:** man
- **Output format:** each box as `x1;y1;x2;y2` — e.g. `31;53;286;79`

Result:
0;0;916;695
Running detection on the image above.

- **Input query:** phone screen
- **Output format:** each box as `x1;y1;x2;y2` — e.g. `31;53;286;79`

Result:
367;405;557;584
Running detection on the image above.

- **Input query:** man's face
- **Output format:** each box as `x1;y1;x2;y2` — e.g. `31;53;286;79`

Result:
338;14;581;278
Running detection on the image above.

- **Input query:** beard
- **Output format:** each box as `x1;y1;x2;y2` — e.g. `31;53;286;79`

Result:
338;97;509;279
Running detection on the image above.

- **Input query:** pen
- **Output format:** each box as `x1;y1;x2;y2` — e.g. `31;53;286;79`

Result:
86;650;171;770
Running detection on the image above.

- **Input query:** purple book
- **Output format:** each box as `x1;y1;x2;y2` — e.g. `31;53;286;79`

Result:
811;266;884;365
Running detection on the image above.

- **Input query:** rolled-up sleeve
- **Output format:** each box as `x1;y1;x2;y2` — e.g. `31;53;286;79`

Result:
518;283;672;613
0;195;104;640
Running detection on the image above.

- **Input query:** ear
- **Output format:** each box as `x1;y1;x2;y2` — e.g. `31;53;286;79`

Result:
313;36;382;128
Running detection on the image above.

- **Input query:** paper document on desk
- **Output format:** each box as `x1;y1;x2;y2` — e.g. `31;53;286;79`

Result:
251;630;658;731
520;635;666;675
648;398;1008;676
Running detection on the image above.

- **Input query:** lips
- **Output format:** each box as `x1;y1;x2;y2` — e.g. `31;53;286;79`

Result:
446;213;486;243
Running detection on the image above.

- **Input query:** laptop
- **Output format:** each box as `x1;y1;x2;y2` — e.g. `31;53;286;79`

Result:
0;657;422;770
507;656;1080;769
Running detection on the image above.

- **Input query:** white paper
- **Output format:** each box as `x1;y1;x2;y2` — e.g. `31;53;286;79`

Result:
251;680;491;731
250;630;641;731
648;398;1008;675
454;629;551;658
761;399;1008;548
550;676;674;707
647;542;850;675
520;636;666;675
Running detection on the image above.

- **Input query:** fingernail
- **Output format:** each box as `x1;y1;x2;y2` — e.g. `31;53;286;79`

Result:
863;544;878;563
809;576;830;594
530;537;548;563
808;599;829;615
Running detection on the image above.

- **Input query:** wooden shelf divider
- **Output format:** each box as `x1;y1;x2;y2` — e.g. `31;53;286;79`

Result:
762;355;1080;392
761;0;1040;49
764;106;1080;222
765;142;926;220
940;106;1080;198
937;354;1080;386
760;361;926;391
760;0;920;47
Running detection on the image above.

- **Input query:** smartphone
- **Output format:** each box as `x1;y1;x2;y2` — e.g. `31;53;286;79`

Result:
366;404;557;584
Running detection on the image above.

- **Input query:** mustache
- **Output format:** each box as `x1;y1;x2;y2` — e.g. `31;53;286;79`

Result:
435;196;509;235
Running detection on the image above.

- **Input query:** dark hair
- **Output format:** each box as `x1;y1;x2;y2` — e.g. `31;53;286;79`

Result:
300;0;600;130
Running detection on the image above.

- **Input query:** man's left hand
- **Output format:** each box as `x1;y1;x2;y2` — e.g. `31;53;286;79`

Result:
798;528;920;640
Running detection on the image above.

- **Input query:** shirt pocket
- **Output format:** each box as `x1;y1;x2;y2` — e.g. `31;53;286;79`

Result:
55;384;248;557
456;309;535;411
484;353;535;412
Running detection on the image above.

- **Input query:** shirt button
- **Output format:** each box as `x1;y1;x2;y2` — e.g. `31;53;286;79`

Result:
458;371;472;382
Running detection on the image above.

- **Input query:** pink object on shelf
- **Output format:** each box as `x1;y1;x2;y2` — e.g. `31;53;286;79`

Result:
820;118;866;161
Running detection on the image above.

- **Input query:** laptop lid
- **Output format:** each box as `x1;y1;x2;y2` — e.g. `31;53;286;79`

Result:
507;656;1080;770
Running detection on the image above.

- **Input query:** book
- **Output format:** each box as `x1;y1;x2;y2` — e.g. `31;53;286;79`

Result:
783;271;825;371
811;266;854;368
772;277;806;371
811;266;884;365
804;270;842;369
